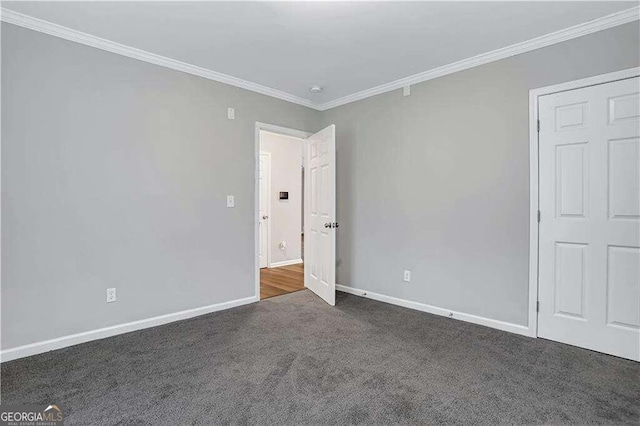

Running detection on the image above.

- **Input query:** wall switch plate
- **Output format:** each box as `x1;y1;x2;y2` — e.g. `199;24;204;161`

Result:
106;288;117;303
227;107;235;120
403;85;411;96
403;270;411;282
227;195;235;208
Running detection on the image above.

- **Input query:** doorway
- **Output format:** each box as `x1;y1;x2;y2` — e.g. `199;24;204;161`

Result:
254;122;337;305
258;128;306;299
530;68;640;361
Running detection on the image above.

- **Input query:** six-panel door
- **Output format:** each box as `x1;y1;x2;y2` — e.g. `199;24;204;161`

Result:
304;125;336;306
538;77;640;361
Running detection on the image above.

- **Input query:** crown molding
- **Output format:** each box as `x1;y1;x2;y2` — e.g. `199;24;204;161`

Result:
2;6;638;112
0;7;321;111
317;6;640;111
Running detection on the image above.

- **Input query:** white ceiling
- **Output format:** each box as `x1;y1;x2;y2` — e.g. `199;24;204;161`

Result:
3;1;638;109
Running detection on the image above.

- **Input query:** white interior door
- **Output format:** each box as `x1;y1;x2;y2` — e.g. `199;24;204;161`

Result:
304;125;336;305
259;152;271;269
538;76;640;361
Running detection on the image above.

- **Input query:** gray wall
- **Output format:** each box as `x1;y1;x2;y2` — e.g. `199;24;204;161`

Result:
1;23;320;350
322;22;640;326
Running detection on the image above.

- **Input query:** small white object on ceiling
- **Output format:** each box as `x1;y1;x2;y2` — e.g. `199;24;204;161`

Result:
309;86;323;94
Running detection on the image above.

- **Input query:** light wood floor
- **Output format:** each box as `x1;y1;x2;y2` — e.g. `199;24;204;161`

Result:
260;263;304;300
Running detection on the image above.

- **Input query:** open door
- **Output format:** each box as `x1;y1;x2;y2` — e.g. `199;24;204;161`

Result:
304;125;336;305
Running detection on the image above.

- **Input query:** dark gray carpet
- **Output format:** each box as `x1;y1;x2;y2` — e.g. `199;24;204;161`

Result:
2;290;639;425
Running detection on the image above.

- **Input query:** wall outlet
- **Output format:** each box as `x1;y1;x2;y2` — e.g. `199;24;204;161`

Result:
106;288;117;303
403;85;411;96
403;270;411;282
227;107;235;120
227;195;235;208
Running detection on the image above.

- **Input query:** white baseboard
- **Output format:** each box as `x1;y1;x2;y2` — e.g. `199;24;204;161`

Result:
0;295;259;363
336;284;533;337
269;258;303;268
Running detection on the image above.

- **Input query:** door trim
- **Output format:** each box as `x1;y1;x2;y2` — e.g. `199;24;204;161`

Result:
254;122;312;300
259;151;272;269
528;67;640;339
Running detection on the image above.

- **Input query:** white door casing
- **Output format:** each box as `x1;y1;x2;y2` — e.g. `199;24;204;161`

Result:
254;123;312;299
304;125;336;306
538;76;640;361
259;152;271;269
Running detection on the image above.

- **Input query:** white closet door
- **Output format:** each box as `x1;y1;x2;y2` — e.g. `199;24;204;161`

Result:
538;77;639;361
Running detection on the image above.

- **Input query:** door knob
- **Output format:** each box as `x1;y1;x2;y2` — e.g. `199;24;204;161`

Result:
262;215;268;220
324;222;331;228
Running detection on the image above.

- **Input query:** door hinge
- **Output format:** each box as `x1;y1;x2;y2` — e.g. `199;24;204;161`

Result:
536;301;540;312
537;210;541;223
537;119;540;133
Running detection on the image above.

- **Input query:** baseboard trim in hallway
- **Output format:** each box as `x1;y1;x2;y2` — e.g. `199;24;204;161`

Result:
0;295;258;363
269;258;303;268
336;284;533;337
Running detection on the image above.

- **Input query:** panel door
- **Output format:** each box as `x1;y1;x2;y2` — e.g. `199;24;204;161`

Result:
304;125;336;305
538;76;640;361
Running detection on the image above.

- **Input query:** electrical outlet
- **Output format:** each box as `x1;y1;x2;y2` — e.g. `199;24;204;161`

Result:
227;195;235;208
227;107;235;120
403;270;411;282
106;288;117;303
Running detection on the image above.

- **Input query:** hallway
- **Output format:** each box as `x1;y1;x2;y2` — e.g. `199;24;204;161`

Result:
259;263;304;299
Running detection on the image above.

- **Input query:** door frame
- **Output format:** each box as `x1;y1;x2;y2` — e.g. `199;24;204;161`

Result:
259;151;272;269
528;67;640;339
254;122;312;299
